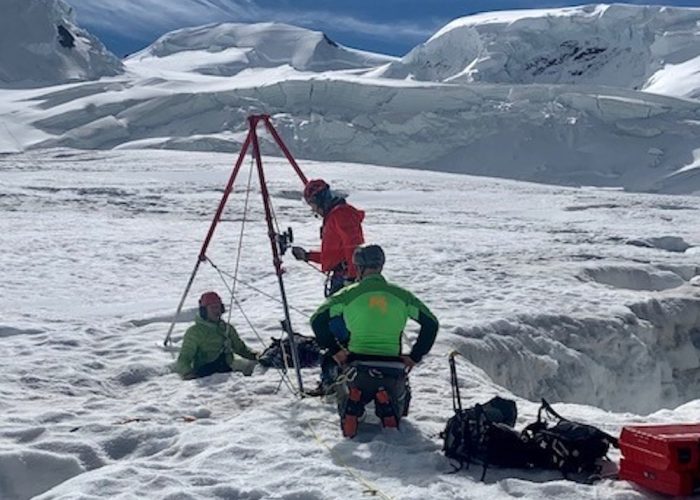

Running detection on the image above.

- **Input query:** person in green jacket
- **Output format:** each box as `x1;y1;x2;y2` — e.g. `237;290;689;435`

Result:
175;291;258;379
310;244;439;438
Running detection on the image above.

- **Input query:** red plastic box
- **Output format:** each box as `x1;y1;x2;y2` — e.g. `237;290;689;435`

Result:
620;424;700;472
620;458;699;497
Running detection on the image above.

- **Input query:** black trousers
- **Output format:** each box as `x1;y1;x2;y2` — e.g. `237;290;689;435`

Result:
320;354;340;388
324;271;355;297
337;362;409;422
319;273;354;389
193;353;231;378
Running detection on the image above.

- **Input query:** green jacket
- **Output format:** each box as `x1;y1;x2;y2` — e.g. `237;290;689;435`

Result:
310;273;439;362
175;315;257;378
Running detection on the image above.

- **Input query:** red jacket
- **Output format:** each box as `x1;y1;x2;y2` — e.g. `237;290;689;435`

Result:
307;202;365;278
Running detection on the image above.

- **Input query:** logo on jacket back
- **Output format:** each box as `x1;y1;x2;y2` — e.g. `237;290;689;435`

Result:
368;295;388;314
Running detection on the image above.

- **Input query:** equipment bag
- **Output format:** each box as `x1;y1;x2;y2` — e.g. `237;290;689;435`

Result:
258;333;320;369
441;353;535;480
523;399;619;477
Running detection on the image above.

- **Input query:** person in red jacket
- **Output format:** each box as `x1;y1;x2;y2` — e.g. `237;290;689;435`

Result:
292;178;365;397
292;179;365;297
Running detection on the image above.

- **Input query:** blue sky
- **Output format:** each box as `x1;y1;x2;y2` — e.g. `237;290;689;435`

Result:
65;1;700;57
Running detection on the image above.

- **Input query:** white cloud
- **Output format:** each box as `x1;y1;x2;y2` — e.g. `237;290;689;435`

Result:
279;11;436;40
64;0;437;43
65;0;258;36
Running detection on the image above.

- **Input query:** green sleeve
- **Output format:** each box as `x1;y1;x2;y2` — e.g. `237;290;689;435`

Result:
175;328;198;377
228;325;257;360
406;292;438;325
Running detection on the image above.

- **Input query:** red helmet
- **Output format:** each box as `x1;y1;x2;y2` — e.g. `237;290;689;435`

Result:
199;291;222;307
303;179;329;204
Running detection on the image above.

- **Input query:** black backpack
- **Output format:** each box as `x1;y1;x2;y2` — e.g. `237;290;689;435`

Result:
441;354;617;482
523;399;618;477
257;334;320;369
441;354;535;480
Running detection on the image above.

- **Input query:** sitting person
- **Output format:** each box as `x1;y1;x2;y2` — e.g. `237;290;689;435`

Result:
175;291;258;379
310;245;439;438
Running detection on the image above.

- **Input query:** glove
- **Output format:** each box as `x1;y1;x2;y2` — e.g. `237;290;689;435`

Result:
332;349;350;366
291;246;308;262
400;355;417;373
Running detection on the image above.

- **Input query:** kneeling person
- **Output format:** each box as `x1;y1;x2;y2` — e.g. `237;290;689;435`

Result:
175;292;258;379
310;245;439;438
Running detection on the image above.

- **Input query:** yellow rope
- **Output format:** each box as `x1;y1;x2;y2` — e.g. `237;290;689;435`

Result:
304;418;394;500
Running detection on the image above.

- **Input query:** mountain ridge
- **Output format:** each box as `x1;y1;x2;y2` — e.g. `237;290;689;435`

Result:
1;2;699;194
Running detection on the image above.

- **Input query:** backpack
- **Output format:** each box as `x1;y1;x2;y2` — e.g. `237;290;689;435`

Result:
257;334;320;369
441;354;536;480
441;354;617;482
523;399;618;477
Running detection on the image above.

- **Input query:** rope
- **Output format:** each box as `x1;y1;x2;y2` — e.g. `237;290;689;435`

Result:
270;198;282;235
304;260;327;275
324;366;357;395
256;169;307;395
304;418;394;500
208;259;298;397
206;257;311;318
199;151;307;397
232;296;298;396
229;153;256;300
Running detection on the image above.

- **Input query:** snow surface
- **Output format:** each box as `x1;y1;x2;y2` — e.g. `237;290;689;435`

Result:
1;148;699;499
0;0;123;88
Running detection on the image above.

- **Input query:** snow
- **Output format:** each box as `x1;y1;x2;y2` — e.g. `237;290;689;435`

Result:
2;74;700;194
1;3;700;194
670;147;700;175
644;54;700;100
625;235;693;253
1;148;699;499
380;3;700;98
1;2;700;496
0;0;122;88
0;450;84;499
127;22;396;76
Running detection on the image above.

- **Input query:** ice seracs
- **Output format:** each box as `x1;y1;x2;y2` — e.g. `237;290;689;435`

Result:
377;4;700;99
0;0;123;88
1;3;700;194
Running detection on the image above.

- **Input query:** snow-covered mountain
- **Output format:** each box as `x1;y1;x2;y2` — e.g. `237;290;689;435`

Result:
127;22;396;76
1;3;700;195
376;4;700;99
0;0;123;88
2;4;700;499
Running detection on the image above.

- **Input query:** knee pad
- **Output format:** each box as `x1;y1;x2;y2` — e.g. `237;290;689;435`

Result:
341;387;364;438
375;388;398;429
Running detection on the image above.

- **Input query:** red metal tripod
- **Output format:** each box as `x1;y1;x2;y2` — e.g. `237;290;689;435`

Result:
164;114;308;394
